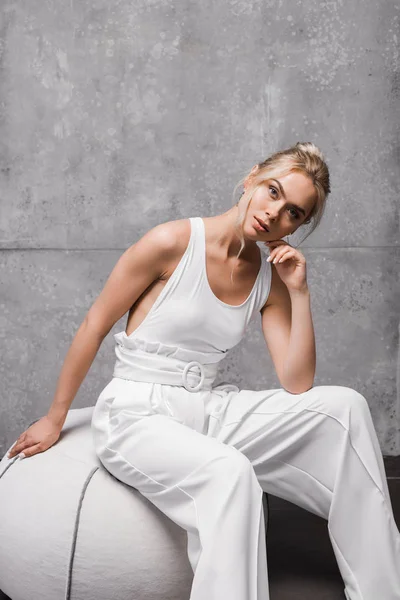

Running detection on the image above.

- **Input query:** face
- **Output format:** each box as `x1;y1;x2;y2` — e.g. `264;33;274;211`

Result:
244;169;317;242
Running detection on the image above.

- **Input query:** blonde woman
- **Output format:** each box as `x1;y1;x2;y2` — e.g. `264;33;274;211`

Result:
8;142;400;600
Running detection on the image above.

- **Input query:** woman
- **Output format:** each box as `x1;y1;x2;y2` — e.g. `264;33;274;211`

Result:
7;142;400;599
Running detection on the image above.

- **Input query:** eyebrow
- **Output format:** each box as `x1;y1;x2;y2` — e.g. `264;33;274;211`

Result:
270;178;307;217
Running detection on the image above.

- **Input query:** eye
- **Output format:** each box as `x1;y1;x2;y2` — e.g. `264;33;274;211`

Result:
269;185;300;219
269;186;278;197
288;207;300;219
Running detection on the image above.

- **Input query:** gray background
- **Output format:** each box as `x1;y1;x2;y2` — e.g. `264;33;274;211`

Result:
0;1;399;457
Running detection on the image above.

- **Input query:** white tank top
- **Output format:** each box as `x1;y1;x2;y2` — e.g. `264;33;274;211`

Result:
113;216;272;368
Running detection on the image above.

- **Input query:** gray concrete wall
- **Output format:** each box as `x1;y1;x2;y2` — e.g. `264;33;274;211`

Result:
0;1;399;456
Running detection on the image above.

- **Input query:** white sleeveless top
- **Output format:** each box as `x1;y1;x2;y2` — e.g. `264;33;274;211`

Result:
112;216;272;372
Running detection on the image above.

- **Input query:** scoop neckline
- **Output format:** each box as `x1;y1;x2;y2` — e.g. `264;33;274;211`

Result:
198;217;263;309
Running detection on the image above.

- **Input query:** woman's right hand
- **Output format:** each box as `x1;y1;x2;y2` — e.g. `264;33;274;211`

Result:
7;415;62;460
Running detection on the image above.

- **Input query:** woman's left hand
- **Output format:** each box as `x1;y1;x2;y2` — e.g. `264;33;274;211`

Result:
265;239;308;293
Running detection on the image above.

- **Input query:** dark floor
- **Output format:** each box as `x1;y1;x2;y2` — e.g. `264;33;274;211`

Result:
1;458;399;600
266;461;400;599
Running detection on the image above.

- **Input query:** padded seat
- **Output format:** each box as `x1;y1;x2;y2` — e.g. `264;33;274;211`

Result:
0;407;270;600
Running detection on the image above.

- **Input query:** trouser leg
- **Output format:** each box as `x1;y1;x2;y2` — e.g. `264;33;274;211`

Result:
206;384;400;600
91;379;270;600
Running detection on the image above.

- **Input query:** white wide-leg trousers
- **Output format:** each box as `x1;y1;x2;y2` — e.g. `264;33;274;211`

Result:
91;378;400;600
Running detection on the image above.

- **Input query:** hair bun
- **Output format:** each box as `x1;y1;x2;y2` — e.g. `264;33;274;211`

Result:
295;141;325;162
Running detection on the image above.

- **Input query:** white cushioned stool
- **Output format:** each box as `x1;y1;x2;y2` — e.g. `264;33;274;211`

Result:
0;406;270;600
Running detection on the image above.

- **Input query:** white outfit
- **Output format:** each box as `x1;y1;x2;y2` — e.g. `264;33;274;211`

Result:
91;216;400;600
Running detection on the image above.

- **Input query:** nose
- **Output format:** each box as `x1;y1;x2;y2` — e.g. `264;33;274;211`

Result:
266;200;284;221
266;208;279;221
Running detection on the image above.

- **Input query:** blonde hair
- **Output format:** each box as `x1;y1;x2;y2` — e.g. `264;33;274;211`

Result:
230;141;331;283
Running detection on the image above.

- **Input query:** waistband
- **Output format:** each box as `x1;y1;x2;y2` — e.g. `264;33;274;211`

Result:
112;345;219;392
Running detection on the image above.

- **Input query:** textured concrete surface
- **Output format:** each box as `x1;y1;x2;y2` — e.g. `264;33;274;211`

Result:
0;0;399;468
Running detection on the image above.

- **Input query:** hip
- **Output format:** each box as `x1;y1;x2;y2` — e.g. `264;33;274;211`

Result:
91;377;235;451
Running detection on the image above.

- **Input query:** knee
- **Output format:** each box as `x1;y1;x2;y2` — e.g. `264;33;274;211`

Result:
312;384;364;401
215;446;258;483
335;385;369;410
312;384;370;414
340;387;373;423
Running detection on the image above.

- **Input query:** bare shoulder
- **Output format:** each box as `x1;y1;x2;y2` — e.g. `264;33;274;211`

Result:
83;218;192;338
260;262;291;312
152;219;190;252
153;218;192;276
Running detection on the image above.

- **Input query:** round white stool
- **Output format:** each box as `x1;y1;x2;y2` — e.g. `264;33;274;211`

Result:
0;407;269;600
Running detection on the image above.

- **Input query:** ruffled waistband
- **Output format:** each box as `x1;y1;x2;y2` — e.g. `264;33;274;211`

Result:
112;331;225;393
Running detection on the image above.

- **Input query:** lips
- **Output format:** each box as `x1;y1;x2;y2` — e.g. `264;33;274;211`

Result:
255;217;269;232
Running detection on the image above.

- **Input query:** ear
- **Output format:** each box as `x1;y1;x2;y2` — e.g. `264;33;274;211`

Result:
244;164;259;190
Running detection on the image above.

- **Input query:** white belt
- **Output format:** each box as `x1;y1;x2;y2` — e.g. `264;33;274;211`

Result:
112;347;219;393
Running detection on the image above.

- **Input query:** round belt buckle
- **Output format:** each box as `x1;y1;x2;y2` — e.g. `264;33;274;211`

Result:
182;361;205;392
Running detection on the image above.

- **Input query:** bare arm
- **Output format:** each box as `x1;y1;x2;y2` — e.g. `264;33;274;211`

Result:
283;287;316;393
47;322;105;428
46;221;179;428
260;264;316;394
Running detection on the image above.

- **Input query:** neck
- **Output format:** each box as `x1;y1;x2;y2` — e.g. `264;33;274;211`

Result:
208;204;259;261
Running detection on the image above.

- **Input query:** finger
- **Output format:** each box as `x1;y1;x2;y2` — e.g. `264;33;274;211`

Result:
267;247;289;263
18;443;42;459
8;438;28;458
265;242;284;249
265;241;291;255
15;443;42;460
269;248;294;264
265;240;291;247
276;250;296;263
7;444;20;458
8;446;24;458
